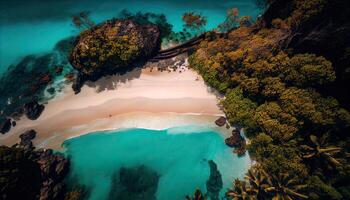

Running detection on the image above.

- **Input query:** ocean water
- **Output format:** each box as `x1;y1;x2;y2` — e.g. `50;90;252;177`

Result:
0;0;263;73
63;127;251;200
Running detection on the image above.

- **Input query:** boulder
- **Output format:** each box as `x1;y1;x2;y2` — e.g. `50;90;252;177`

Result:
70;19;161;92
215;116;226;127
19;130;37;149
225;133;244;148
0;118;11;134
23;101;45;120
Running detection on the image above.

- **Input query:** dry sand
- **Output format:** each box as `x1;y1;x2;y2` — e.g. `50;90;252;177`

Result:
0;61;227;150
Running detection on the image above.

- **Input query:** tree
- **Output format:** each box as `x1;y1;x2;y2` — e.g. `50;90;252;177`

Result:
301;135;342;167
182;12;207;31
265;173;308;199
218;8;240;32
254;102;300;142
226;179;256;200
221;88;258;134
186;189;206;200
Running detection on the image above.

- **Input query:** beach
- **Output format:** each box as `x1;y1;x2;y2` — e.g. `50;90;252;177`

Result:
0;61;228;150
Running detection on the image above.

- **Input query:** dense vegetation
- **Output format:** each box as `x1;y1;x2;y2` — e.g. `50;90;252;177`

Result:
189;0;350;199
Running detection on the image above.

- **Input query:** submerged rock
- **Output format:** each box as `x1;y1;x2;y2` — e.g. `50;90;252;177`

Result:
215;116;226;127
70;19;161;92
0;118;11;134
23;101;45;120
206;160;223;200
109;165;160;200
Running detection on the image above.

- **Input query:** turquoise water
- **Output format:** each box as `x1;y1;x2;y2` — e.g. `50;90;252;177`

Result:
0;0;263;73
63;127;251;200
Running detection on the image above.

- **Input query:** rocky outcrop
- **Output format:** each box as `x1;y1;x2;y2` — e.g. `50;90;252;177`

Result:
0;130;70;200
70;19;161;93
0;118;12;134
206;160;223;200
215;116;226;127
19;130;37;150
225;129;246;156
23;101;45;120
36;149;70;200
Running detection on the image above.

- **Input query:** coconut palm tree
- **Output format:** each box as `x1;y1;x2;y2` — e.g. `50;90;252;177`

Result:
301;135;342;166
226;179;257;200
186;189;206;200
264;173;308;200
244;165;271;198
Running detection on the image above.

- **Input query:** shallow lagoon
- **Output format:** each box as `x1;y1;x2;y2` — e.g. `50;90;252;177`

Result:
63;126;251;200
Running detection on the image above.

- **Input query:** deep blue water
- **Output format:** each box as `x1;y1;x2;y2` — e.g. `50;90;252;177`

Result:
63;127;251;200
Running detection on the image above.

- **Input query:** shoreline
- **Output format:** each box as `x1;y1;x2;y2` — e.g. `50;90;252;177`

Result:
1;61;228;150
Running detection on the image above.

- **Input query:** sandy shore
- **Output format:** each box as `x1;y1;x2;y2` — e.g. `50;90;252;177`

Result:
0;61;227;150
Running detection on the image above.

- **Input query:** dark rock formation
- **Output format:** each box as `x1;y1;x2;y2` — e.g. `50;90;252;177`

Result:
0;118;11;134
215;116;226;127
37;149;70;200
24;101;45;120
19;130;37;150
225;129;246;156
11;120;16;127
206;160;223;200
109;165;160;200
225;130;244;148
70;19;161;93
0;130;70;200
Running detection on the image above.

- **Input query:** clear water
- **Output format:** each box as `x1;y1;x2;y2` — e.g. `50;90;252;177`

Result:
63;127;251;200
0;0;263;73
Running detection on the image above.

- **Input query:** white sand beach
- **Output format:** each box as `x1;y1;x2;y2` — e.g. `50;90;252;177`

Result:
0;60;228;150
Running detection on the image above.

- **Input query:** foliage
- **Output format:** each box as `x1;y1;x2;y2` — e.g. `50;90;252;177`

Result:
221;89;258;134
182;12;207;31
188;0;350;198
0;146;41;200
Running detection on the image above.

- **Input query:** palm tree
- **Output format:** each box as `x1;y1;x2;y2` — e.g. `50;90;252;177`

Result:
264;173;308;200
186;189;206;200
244;165;271;198
301;135;342;166
226;179;256;200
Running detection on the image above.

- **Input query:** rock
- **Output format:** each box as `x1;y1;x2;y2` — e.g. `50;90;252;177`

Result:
0;118;11;134
206;160;223;200
69;19;161;92
55;66;63;75
11;121;16;127
225;133;244;148
215;116;226;127
23;101;45;120
109;165;159;200
19;130;36;150
47;87;55;95
37;73;52;86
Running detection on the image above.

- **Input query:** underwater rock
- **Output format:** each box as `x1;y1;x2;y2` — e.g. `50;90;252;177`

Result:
109;165;160;200
69;19;161;93
0;118;12;134
23;101;45;120
54;66;63;75
215;116;226;127
206;160;223;200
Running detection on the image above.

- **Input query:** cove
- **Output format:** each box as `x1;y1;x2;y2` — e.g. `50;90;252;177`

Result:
63;126;251;200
